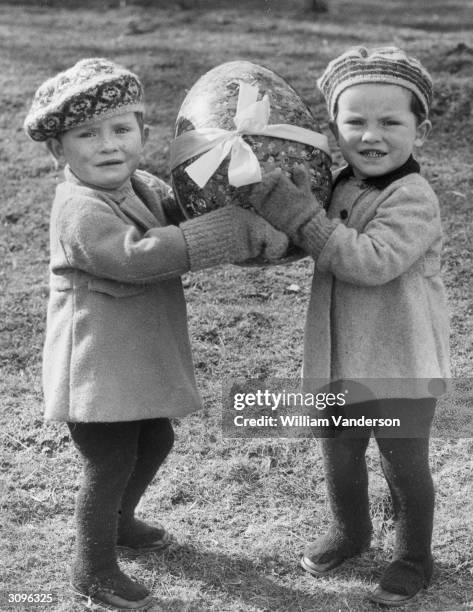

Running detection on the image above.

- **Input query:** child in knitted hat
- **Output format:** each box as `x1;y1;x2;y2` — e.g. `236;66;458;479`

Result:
250;47;450;606
24;57;288;610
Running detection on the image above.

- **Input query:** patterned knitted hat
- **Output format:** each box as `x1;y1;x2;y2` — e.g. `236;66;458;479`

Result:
24;58;144;141
317;47;433;120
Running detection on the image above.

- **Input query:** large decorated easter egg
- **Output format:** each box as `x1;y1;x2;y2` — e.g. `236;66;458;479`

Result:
169;60;332;263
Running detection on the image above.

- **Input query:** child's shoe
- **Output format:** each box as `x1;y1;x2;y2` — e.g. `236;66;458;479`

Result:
369;558;432;606
117;519;171;553
301;527;371;575
71;568;154;610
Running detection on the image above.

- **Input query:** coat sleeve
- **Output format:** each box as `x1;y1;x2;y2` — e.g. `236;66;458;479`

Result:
54;191;190;283
316;182;442;286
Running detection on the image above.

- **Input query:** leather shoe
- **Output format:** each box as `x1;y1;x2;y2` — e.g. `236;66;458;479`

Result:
369;585;421;607
300;554;346;575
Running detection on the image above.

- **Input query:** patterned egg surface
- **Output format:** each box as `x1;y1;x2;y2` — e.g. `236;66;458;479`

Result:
169;60;332;264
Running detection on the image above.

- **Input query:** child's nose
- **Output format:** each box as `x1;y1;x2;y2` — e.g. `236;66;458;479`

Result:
100;134;119;151
361;128;381;143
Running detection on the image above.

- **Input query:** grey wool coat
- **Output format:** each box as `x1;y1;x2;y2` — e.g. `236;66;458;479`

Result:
301;167;451;400
43;167;202;422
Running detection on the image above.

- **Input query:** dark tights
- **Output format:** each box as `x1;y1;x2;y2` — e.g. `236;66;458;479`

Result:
312;399;435;593
67;418;174;591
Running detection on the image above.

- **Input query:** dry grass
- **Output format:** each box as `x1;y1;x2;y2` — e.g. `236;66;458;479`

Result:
1;1;472;610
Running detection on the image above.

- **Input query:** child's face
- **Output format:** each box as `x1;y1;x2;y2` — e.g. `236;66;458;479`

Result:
331;83;431;179
49;112;146;190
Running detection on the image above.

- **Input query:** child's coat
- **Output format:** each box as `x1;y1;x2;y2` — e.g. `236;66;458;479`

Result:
43;168;201;422
303;171;450;397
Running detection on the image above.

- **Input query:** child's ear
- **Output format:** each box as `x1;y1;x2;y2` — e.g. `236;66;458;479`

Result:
414;119;432;147
329;120;339;141
46;138;65;163
142;124;150;145
45;138;65;170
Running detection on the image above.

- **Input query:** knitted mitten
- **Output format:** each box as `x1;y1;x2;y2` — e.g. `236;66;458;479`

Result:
117;419;174;548
180;204;289;270
376;434;435;595
303;436;373;571
249;165;337;255
67;422;149;604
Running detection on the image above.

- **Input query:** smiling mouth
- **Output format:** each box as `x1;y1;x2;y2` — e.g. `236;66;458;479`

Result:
359;150;387;159
96;160;124;167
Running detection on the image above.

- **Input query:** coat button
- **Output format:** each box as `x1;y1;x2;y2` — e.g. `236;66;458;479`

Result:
340;209;348;220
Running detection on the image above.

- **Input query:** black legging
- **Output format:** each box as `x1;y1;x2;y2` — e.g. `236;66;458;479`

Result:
67;418;174;586
319;398;435;586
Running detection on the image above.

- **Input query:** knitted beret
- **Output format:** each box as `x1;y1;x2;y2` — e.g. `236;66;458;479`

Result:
24;58;145;141
317;46;433;120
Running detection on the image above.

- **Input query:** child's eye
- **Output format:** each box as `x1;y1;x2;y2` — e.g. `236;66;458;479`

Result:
115;126;131;134
382;120;400;126
77;131;95;138
346;119;363;126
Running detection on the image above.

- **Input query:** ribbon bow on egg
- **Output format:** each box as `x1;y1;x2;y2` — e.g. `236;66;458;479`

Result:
170;82;330;189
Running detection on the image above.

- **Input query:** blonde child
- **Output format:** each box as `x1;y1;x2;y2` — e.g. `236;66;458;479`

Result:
250;47;450;606
24;58;287;610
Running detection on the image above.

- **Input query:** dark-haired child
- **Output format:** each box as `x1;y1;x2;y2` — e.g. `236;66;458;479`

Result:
250;47;450;606
24;57;288;610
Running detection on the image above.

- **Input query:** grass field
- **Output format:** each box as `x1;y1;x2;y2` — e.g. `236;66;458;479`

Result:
1;1;472;610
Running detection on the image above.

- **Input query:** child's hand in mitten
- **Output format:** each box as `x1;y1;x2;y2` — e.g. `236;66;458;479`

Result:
249;164;323;241
180;205;289;271
235;206;290;262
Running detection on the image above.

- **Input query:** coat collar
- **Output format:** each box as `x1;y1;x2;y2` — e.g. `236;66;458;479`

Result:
333;156;421;191
63;166;159;230
64;165;135;197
